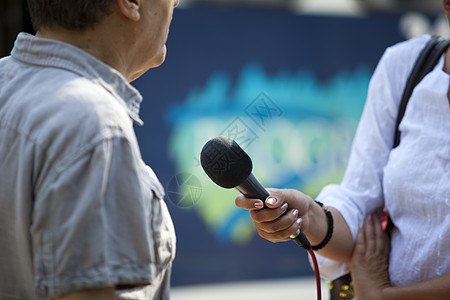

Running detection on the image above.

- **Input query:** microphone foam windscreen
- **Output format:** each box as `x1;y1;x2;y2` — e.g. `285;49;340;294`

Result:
200;136;253;188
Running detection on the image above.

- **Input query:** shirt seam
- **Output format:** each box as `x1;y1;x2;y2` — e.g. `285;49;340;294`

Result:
0;117;131;191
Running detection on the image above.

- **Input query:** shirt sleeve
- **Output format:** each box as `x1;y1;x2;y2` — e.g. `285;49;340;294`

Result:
312;36;429;279
31;136;169;299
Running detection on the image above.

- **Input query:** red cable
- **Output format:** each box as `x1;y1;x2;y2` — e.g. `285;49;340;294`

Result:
308;249;322;300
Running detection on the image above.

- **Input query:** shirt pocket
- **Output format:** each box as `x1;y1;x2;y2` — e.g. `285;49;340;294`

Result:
140;162;176;269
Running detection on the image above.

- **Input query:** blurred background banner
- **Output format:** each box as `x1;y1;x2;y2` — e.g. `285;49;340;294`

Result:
132;6;445;286
1;0;447;290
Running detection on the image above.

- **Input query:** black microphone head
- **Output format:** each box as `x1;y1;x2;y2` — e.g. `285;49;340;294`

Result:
200;136;253;189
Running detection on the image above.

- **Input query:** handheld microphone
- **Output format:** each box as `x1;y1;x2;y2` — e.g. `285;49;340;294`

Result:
200;136;311;250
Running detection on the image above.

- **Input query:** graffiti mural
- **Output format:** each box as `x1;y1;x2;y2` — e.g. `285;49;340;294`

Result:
167;62;370;244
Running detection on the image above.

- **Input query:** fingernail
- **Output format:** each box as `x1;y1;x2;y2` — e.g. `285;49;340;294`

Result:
254;202;263;209
292;209;299;217
367;214;372;220
266;197;276;205
281;203;288;211
359;223;363;229
296;218;303;227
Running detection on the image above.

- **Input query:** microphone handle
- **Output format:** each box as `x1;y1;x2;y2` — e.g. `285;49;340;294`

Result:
235;173;270;201
235;174;312;250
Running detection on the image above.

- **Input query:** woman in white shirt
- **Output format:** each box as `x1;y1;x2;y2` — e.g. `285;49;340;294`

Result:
235;1;450;299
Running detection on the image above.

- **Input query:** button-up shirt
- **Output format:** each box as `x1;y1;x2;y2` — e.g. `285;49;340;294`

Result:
0;33;175;300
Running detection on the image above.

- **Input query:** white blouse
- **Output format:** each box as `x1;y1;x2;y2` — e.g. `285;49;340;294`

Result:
315;35;450;287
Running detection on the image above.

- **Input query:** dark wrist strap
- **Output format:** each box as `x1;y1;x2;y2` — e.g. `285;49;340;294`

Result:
311;200;334;251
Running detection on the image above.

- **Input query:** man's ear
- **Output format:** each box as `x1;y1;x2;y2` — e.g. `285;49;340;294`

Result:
116;0;141;21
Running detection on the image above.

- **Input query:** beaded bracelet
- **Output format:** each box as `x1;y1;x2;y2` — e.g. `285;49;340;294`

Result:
311;200;334;251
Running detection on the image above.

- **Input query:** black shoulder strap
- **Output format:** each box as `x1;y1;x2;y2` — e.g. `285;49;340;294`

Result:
393;36;450;148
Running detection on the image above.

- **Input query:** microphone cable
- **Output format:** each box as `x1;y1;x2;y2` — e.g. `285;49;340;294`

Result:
308;249;322;300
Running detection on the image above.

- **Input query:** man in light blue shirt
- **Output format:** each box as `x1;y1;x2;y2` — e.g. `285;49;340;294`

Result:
0;0;178;299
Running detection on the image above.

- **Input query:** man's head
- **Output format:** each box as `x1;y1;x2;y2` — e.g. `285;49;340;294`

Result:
28;0;179;82
27;0;114;32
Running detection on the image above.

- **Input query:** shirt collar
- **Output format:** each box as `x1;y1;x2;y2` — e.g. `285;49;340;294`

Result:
11;32;144;126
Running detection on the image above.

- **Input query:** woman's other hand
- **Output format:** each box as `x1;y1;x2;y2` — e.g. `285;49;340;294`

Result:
351;214;391;300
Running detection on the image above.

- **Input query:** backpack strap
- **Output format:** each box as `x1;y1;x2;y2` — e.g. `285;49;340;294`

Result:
393;36;450;148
